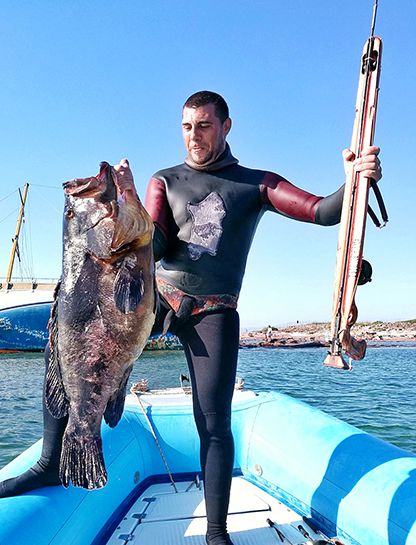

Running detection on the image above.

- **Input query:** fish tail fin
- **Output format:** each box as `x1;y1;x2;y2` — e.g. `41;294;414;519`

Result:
60;423;107;489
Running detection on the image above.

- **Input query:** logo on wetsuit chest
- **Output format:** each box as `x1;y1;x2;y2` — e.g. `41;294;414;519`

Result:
186;192;226;261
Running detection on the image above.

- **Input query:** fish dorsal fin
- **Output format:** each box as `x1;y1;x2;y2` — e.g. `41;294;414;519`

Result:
45;280;69;418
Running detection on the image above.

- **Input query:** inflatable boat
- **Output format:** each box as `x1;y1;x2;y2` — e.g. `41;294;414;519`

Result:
0;387;415;545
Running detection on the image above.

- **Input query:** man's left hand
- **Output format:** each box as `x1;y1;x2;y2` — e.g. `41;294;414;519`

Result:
343;145;382;183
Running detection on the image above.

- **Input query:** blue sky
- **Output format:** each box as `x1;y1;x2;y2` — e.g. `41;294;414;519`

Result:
1;1;415;328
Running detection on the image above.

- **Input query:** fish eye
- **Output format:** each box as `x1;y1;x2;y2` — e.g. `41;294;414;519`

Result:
65;208;75;219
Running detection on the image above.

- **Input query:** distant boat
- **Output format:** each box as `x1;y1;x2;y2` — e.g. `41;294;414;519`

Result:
0;183;56;352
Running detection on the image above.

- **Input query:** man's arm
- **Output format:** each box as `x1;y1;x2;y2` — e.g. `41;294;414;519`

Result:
144;177;174;261
261;146;382;226
260;173;322;223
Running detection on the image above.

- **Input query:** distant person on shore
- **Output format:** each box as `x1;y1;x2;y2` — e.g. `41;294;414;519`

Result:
265;325;273;342
0;91;382;545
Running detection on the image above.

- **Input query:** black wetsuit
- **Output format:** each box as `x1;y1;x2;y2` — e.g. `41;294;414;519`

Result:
0;146;342;545
151;304;239;545
145;145;343;544
146;145;342;295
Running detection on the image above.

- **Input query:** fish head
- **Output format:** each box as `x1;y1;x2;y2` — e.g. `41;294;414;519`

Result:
62;162;153;261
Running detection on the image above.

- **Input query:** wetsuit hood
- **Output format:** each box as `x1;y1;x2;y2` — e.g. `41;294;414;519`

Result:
184;143;239;172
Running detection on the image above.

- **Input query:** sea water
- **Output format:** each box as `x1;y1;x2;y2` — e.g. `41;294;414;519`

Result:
0;345;415;468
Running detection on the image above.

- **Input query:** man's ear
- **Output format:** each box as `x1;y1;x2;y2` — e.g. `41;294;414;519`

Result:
223;117;232;136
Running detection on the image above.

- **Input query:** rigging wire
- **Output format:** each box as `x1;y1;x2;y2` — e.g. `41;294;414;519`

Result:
30;184;63;215
31;183;61;190
17;208;35;281
0;207;20;225
0;188;18;204
2;182;61;282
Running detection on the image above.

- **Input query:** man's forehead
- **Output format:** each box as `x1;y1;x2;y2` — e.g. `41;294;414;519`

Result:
182;104;218;123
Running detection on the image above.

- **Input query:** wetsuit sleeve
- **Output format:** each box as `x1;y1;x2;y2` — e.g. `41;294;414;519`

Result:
260;172;344;226
144;177;174;261
314;185;344;226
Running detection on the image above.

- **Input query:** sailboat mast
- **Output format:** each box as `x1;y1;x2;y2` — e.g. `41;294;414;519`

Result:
5;183;29;287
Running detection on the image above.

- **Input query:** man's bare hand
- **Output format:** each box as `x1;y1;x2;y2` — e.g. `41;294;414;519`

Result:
113;158;138;197
342;145;382;182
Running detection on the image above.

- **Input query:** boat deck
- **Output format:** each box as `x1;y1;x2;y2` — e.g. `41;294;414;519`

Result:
106;476;327;545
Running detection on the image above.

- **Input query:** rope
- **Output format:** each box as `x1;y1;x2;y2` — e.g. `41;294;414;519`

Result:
131;386;178;493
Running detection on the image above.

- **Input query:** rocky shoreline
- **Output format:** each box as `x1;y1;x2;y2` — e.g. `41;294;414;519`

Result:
240;320;416;349
144;321;416;351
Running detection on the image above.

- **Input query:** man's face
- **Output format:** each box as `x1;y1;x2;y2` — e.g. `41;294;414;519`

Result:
182;103;231;166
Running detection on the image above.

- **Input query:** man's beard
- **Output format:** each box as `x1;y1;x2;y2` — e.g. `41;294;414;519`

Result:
190;149;214;166
188;143;225;168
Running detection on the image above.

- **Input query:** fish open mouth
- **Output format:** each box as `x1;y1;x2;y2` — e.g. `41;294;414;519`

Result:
63;161;152;256
63;162;117;202
63;176;106;198
63;163;119;227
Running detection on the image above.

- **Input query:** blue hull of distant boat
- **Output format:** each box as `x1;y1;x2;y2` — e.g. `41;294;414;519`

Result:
0;302;52;351
0;302;181;352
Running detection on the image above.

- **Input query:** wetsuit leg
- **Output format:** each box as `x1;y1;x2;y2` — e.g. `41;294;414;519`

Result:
0;346;67;498
177;309;239;545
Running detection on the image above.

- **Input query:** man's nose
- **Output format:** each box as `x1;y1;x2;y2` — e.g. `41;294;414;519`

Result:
190;126;201;141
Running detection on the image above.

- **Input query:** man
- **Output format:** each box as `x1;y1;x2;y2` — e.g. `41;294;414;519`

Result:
0;91;382;545
140;90;381;545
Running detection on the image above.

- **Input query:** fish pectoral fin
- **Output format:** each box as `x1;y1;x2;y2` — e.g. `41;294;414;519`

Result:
113;260;144;314
104;366;132;427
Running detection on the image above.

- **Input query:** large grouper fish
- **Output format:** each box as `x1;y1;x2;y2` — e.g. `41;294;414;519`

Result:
45;161;156;489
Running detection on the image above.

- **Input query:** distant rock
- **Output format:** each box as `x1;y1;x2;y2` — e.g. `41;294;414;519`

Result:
240;319;416;348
